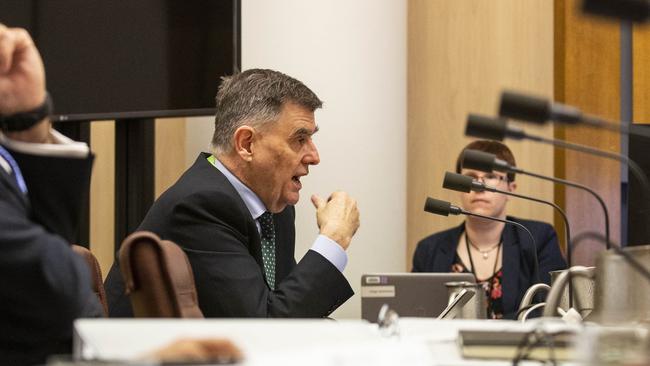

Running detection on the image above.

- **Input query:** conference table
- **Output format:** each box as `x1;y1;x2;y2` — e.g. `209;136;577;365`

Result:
70;317;616;366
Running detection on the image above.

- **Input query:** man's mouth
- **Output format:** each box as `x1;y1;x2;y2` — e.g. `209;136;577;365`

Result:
292;175;302;189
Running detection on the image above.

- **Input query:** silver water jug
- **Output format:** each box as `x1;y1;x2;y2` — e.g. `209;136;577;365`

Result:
518;266;595;320
543;266;595;317
549;266;596;318
589;245;650;324
445;281;486;319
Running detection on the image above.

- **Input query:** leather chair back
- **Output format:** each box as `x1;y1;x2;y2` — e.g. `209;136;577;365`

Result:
118;231;203;318
71;245;109;316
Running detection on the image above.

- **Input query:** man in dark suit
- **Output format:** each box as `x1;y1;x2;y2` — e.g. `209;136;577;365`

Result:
106;69;360;317
0;25;102;365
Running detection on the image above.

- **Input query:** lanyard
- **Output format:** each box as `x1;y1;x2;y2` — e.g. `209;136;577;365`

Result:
0;145;28;194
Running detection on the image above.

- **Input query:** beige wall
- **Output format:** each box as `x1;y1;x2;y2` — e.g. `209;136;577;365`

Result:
184;117;214;167
242;0;408;319
407;0;556;268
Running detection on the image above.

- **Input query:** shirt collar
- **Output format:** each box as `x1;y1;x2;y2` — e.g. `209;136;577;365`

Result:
0;153;11;174
209;155;267;220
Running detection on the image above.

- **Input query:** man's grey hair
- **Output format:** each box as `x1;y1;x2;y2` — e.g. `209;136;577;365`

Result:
211;69;323;154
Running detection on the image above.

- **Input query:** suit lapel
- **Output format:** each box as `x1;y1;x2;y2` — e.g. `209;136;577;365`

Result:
0;165;29;208
433;223;464;271
501;223;520;316
198;153;266;271
273;207;295;284
248;218;265;276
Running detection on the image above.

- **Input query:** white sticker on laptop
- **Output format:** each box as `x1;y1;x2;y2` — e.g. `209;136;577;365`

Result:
365;276;381;284
361;285;396;298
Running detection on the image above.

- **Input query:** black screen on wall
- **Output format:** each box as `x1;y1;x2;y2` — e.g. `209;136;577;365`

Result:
0;0;239;121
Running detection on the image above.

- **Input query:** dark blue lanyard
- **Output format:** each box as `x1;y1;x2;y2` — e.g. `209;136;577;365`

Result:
0;145;28;194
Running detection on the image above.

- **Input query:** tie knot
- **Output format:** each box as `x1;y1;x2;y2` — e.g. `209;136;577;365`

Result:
259;211;273;223
258;212;274;238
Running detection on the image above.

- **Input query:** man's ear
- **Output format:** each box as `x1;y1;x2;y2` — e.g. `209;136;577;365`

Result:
233;126;255;162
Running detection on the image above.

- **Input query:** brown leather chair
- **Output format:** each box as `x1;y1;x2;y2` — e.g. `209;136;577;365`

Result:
71;245;109;316
118;231;203;318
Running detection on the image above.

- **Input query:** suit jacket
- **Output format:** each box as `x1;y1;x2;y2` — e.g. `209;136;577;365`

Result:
0;148;102;366
106;153;353;318
412;217;566;319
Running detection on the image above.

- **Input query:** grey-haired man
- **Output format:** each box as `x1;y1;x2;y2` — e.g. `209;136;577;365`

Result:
106;69;360;317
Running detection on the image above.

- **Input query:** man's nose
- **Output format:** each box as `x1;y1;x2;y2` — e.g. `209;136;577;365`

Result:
304;140;320;165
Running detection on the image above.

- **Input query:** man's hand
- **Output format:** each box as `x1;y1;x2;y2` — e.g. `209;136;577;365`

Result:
0;25;46;115
0;25;52;143
143;338;243;364
311;191;360;250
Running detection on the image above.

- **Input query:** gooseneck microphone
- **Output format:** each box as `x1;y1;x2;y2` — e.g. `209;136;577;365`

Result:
498;90;650;139
424;197;541;285
443;171;572;259
424;197;463;216
443;171;572;307
461;149;612;252
499;91;582;125
465;113;650;199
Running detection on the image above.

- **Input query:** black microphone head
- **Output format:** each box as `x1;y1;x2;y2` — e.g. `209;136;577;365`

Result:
443;172;473;193
461;149;496;173
424;197;453;216
465;114;507;141
582;0;650;23
499;90;550;124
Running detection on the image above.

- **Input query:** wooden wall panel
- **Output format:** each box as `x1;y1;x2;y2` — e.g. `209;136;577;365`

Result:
89;118;187;276
155;118;187;197
407;0;555;268
554;0;621;265
633;25;650;125
89;121;115;278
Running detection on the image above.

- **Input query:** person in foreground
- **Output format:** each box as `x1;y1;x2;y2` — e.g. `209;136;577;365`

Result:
106;69;360;317
0;25;103;365
412;140;566;319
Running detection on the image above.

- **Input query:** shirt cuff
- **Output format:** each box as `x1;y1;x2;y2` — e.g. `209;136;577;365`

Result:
311;235;348;272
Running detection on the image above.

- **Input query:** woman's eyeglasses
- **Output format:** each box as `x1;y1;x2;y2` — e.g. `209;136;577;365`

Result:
464;173;508;186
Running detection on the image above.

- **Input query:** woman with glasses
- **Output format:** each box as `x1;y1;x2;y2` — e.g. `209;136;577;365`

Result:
412;140;566;319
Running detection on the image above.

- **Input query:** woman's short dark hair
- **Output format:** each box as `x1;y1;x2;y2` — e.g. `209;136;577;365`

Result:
455;140;517;182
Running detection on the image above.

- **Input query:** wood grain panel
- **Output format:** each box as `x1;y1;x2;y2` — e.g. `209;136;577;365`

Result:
407;0;555;268
155;118;187;197
554;0;621;265
89;118;187;276
633;24;650;125
89;121;115;278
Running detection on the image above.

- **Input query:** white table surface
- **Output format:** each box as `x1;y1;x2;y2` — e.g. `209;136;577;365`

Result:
73;317;581;366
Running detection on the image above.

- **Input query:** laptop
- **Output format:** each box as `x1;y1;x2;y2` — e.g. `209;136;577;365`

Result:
361;273;476;322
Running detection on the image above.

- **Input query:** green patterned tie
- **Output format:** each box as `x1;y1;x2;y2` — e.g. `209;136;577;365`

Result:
258;212;276;290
